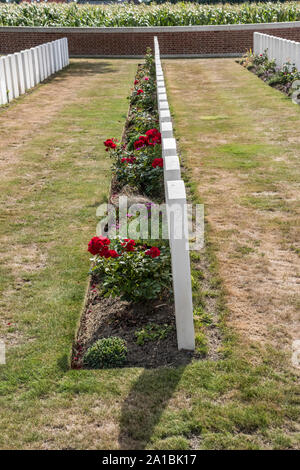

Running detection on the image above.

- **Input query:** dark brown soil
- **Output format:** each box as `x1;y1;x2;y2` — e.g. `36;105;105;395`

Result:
72;277;198;369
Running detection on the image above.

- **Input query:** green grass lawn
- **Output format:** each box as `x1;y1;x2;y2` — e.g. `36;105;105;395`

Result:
0;58;299;450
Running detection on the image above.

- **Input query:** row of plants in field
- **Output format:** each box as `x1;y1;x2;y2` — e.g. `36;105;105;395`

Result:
1;2;300;27
239;50;300;100
72;49;177;369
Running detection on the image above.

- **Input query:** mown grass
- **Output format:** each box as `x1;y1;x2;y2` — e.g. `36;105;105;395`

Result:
162;57;300;450
0;57;299;450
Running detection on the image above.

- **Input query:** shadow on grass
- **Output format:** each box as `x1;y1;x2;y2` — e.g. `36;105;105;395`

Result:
44;60;117;84
118;363;190;450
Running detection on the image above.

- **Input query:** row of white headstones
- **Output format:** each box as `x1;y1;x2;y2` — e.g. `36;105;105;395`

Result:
253;32;300;70
0;38;69;106
154;36;195;351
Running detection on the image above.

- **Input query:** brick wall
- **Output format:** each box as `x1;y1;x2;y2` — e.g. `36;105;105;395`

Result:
1;23;300;57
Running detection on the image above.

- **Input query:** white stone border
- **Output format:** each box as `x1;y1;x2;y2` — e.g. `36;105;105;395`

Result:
154;36;195;351
254;32;300;70
0;38;69;106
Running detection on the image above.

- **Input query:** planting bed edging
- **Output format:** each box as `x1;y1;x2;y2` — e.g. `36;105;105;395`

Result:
1;22;300;57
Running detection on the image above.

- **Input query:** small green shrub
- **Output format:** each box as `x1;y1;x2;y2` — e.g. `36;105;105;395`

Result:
83;337;127;369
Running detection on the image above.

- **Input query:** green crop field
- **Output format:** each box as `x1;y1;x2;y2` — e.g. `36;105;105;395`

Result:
0;2;299;28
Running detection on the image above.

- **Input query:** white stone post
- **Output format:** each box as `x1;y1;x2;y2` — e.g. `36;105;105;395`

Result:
0;57;8;105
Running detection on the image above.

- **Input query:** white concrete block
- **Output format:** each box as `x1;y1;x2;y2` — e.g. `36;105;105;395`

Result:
160;109;171;122
158;100;169;111
164;156;181;181
160;121;173;138
158;93;167;102
162;137;177;157
0;57;8;105
157;86;166;94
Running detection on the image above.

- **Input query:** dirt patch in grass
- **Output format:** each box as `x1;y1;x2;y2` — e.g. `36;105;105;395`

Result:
165;58;300;355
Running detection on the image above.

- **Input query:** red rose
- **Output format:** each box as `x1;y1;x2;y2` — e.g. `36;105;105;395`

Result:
137;89;144;95
144;77;149;81
134;139;145;150
122;239;136;252
88;236;104;255
108;250;120;258
152;158;163;168
98;236;110;246
121;156;136;164
134;79;139;85
104;139;117;151
99;245;110;258
145;246;161;258
145;128;161;145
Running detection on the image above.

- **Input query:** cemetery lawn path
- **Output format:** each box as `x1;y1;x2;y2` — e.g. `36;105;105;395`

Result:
0;58;299;451
165;58;300;351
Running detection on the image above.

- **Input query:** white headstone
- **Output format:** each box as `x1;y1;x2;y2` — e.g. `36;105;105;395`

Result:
15;52;25;95
0;57;8;105
7;54;20;99
3;56;13;101
21;50;30;90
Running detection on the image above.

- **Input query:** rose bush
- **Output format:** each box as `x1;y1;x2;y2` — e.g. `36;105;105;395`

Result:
239;50;300;99
89;237;172;303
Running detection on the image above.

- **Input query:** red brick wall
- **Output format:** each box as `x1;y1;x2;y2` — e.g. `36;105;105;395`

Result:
1;24;300;57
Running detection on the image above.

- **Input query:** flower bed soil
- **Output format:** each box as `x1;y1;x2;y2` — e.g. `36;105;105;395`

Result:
72;277;198;369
